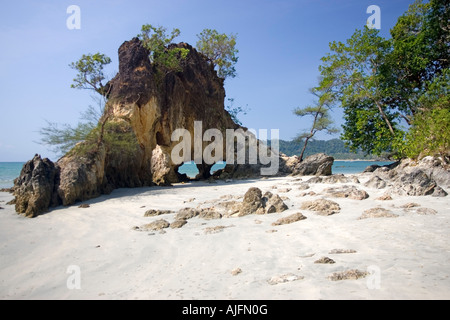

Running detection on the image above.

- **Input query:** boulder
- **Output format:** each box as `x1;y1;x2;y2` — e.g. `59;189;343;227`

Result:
13;154;60;218
262;191;288;213
238;187;264;216
289;153;334;176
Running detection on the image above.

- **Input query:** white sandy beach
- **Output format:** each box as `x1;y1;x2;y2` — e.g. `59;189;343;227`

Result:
0;173;449;300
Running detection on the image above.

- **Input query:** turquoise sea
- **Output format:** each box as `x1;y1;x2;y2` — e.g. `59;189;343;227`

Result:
0;160;394;189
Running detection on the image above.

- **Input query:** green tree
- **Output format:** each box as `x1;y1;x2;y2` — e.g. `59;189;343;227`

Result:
69;53;112;97
39;55;138;158
138;24;189;74
196;29;238;79
293;89;339;162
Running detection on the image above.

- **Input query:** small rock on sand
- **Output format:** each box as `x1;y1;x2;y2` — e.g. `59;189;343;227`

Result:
144;209;173;217
358;207;398;219
329;249;357;254
271;212;307;226
170;220;187;229
231;268;242;276
314;257;335;264
300;199;340;216
329;269;368;281
78;204;90;208
141;219;170;231
267;273;304;285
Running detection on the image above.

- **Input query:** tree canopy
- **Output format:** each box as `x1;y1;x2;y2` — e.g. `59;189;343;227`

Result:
196;29;239;79
315;0;449;161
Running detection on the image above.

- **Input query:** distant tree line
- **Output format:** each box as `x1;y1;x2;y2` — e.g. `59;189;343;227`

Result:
273;139;383;160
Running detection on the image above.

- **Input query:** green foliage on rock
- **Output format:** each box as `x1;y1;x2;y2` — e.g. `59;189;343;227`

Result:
138;24;189;74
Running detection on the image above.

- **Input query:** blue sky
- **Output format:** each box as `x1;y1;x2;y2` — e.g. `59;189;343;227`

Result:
0;0;415;161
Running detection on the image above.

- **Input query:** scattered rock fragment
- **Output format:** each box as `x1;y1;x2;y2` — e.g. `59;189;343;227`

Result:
144;209;173;217
175;208;200;220
329;249;357;254
314;257;335;264
204;225;234;234
170;220;187;229
329;269;368;281
376;194;393;200
300;199;340;216
198;207;222;220
404;207;437;215
231;268;242;276
400;203;420;208
323;186;369;200
271;212;307;226
364;176;387;189
141;219;170;231
359;207;398;219
78;204;90;208
267;273;304;285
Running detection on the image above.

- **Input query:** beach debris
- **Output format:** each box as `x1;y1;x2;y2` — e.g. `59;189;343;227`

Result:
144;209;173;217
314;257;335;264
78;204;90;208
358;207;398;219
175;208;200;220
140;219;170;231
267;273;304;285
300;199;340;216
323;186;369;200
183;198;196;203
266;229;278;233
328;269;368;281
0;206;4;210
271;212;307;226
364;176;387;189
170;219;187;229
329;249;357;254
231;268;242;276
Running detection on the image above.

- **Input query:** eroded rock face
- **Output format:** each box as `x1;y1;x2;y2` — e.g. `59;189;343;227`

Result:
13;38;333;217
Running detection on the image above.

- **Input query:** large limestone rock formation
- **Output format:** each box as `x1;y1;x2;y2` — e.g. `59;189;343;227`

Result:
12;38;333;217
